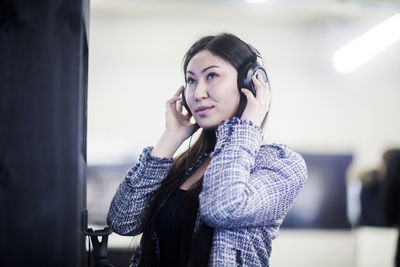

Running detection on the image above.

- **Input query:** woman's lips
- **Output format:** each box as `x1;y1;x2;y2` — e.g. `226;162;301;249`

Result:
196;106;214;116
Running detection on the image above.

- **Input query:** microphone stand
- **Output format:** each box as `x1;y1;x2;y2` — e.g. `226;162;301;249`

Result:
82;210;114;267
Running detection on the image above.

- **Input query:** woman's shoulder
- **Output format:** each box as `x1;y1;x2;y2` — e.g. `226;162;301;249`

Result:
253;144;308;188
256;143;306;170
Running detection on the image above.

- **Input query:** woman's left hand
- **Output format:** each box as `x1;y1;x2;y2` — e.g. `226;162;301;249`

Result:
240;73;271;127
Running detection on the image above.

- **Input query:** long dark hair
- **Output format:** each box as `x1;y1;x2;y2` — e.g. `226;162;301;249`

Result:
139;33;268;266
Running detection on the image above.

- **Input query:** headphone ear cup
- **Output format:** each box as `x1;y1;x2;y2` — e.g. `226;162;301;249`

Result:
236;61;253;119
237;62;268;96
253;67;269;88
181;86;192;115
236;61;269;119
237;61;253;94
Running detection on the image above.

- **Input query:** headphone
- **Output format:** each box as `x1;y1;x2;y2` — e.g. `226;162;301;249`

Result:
181;43;269;118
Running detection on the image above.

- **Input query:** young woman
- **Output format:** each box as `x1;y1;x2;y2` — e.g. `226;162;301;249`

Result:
107;33;307;267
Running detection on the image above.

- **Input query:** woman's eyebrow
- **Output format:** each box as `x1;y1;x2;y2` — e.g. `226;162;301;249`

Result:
187;65;221;76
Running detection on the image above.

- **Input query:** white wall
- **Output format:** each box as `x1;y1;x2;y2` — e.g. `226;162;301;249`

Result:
87;0;400;172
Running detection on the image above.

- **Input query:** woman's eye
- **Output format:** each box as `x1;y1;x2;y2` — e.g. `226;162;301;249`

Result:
207;72;218;80
187;77;196;84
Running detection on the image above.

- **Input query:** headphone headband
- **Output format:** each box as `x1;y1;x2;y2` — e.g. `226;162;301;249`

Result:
243;42;264;67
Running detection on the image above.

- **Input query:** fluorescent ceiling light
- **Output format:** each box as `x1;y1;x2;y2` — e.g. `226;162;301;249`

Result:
333;13;400;73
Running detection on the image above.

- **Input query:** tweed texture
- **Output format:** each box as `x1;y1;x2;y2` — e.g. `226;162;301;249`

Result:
107;117;307;266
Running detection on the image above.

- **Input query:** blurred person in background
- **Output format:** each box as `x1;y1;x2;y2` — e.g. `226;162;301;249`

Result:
358;168;387;227
381;149;400;267
107;33;307;267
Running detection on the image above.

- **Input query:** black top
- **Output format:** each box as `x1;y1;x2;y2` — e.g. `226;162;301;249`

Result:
156;188;196;267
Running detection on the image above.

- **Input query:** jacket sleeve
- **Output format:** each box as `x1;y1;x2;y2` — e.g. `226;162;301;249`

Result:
107;146;174;235
199;117;307;228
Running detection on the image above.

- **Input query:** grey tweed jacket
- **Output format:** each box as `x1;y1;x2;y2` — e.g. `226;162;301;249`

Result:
107;117;307;266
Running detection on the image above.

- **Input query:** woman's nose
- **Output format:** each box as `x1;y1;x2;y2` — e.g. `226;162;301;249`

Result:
194;79;208;100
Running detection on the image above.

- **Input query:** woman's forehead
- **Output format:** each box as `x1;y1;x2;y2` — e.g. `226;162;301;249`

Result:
187;50;232;74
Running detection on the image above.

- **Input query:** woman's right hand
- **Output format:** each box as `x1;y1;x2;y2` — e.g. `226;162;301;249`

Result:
151;86;198;158
164;86;198;142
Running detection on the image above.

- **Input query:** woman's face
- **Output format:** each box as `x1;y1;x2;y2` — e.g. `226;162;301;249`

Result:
185;50;240;130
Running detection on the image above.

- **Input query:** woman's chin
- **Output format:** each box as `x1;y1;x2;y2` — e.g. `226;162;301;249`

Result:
195;119;218;130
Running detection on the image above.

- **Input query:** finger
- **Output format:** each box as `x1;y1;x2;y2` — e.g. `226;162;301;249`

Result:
265;79;271;90
262;79;271;97
184;112;192;120
174;85;184;97
167;97;180;105
251;76;264;98
166;96;181;109
265;82;271;97
177;100;183;113
251;74;264;89
260;74;271;94
241;88;255;102
257;73;267;85
263;82;271;110
252;75;268;99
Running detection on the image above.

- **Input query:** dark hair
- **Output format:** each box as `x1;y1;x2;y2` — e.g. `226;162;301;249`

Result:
139;130;215;267
139;33;269;267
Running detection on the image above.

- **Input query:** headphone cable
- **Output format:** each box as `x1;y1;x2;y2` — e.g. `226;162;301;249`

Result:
185;134;193;173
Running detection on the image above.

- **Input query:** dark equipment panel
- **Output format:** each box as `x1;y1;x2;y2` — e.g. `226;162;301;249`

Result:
0;0;89;266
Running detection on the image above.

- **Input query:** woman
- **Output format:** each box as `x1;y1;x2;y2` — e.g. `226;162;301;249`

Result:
107;33;307;267
381;149;400;267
